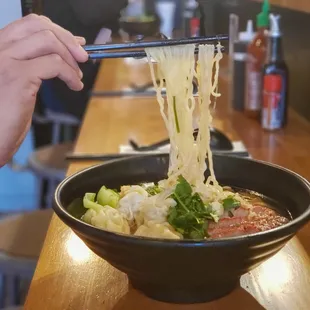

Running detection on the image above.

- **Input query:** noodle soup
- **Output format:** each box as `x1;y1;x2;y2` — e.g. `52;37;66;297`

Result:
68;43;289;239
68;179;290;240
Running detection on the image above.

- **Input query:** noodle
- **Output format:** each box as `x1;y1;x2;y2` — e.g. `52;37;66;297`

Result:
145;43;223;190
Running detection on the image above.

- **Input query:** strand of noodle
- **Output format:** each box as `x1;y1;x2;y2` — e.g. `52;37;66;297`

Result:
165;46;196;183
196;45;220;187
146;44;222;189
146;53;169;130
176;47;197;183
147;50;176;181
212;83;219;109
211;44;223;97
207;46;222;187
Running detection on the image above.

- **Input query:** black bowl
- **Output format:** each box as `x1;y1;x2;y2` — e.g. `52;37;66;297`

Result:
54;154;310;304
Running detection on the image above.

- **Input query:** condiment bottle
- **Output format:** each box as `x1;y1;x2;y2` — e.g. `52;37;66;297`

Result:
244;0;270;118
184;0;197;37
261;14;289;130
231;20;255;111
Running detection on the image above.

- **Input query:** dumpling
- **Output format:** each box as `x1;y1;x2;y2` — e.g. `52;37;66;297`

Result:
82;205;130;234
134;221;181;239
118;185;148;221
82;208;99;224
120;185;148;198
136;196;176;225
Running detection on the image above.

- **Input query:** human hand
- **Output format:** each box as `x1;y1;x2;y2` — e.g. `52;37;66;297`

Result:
0;14;88;166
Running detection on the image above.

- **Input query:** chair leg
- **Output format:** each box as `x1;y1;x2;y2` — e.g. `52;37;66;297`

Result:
63;125;71;142
0;274;4;308
36;177;44;209
52;122;61;145
2;275;19;307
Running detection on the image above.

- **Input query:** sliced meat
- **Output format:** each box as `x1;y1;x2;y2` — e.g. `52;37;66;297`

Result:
208;205;289;239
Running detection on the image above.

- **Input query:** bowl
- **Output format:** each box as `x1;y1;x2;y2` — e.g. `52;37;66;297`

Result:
119;16;160;36
54;154;310;304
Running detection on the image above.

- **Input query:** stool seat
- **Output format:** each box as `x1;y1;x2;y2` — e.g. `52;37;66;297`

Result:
28;142;74;180
0;209;53;259
0;210;53;307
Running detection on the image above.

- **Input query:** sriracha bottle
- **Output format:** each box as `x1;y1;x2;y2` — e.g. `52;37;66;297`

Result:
244;0;270;119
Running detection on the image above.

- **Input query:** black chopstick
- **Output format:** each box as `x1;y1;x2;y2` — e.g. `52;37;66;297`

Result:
88;46;226;60
84;34;229;52
88;50;148;60
66;153;149;161
66;151;250;162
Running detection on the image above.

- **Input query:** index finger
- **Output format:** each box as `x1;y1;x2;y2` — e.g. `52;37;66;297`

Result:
0;14;88;63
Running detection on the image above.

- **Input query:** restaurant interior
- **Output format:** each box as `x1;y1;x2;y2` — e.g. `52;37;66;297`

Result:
0;0;310;309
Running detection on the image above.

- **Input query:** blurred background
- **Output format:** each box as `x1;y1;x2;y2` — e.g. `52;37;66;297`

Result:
0;0;309;308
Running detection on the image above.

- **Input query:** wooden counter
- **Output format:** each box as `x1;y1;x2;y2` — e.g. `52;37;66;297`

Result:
24;58;310;310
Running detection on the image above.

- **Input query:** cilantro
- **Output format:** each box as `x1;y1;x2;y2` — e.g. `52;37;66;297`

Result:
222;196;241;211
167;176;214;239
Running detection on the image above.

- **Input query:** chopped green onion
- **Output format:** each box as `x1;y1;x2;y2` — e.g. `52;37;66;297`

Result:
173;96;180;133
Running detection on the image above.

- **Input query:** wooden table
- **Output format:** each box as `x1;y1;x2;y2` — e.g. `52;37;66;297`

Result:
25;58;310;310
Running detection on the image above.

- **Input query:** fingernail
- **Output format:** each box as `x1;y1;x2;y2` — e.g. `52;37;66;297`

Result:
72;81;84;91
78;69;83;79
75;36;86;45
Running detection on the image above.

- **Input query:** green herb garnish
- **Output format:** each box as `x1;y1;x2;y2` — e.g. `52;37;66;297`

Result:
167;176;214;239
222;196;241;211
173;96;180;133
145;185;162;196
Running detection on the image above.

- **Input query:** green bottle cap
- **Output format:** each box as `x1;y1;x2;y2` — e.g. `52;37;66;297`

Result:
256;0;270;28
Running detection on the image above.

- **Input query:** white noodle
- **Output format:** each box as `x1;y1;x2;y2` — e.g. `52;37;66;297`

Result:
145;43;223;194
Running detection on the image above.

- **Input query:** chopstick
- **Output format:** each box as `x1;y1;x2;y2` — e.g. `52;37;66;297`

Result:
84;34;228;52
87;46;225;60
88;50;153;60
66;151;250;162
85;34;229;60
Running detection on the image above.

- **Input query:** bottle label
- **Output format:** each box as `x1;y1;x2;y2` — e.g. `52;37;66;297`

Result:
190;18;200;37
262;74;284;130
245;57;262;111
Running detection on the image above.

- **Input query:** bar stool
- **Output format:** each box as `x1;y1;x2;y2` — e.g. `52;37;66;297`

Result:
9;109;79;209
29;109;79;208
31;82;80;208
0;209;53;308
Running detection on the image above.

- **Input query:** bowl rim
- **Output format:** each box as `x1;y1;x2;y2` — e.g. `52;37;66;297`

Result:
54;154;310;246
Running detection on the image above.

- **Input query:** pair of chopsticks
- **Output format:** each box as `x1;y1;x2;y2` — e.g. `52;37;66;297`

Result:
66;151;250;162
84;34;229;60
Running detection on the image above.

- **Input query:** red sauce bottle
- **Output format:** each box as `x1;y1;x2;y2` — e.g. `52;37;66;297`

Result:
244;0;270;119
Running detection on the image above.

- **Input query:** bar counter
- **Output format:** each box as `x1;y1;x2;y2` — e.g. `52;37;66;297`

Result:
24;57;310;310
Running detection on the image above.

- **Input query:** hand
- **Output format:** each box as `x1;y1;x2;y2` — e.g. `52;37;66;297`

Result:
0;14;88;166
